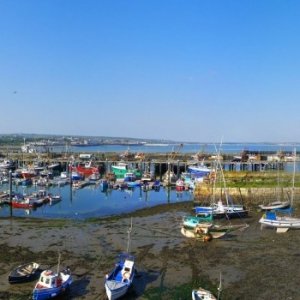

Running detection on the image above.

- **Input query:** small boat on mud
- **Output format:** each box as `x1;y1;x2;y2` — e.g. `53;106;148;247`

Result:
105;218;136;300
181;222;248;242
192;287;217;300
32;254;72;300
258;200;290;211
8;262;41;284
105;253;136;300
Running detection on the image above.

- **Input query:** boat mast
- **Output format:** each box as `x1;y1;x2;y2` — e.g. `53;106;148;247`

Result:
217;272;222;300
57;252;61;275
214;140;230;206
126;218;133;253
291;147;296;210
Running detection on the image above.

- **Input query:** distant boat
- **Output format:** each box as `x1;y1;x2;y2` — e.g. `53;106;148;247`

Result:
187;162;211;177
0;159;14;169
144;143;169;146
8;262;40;284
111;162;141;179
48;194;62;206
259;148;300;233
71;161;99;177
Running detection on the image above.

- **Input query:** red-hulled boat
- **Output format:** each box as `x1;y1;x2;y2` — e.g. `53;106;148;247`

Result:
71;161;99;177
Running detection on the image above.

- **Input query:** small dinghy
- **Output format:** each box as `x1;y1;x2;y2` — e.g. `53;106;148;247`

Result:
8;262;40;284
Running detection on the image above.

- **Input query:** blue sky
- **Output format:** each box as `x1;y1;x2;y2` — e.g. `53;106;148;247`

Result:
1;0;300;143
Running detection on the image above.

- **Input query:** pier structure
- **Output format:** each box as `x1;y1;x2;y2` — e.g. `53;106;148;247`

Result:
0;149;294;180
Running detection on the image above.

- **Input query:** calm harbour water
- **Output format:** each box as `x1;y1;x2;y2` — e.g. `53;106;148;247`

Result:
0;183;193;219
52;142;300;154
2;142;299;220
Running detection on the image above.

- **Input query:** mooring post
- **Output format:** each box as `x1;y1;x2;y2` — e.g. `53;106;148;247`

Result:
9;170;12;217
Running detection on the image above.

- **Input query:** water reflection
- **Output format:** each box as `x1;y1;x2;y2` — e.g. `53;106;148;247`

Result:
0;183;193;219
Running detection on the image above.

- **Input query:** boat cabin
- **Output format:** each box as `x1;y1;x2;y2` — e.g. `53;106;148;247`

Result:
35;270;62;289
121;260;134;282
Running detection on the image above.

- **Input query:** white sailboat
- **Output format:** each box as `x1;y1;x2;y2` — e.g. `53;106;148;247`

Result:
258;162;290;211
194;145;248;219
259;148;300;233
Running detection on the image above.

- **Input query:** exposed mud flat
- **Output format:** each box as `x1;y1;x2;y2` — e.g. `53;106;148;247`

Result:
1;202;300;300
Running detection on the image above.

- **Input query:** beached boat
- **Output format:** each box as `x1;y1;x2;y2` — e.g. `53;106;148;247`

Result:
259;211;300;233
105;218;135;300
181;223;223;241
192;287;217;300
181;220;248;241
182;214;213;229
258;200;290;211
32;268;72;300
105;253;136;300
32;254;72;300
259;149;300;233
194;200;248;219
194;152;248;219
192;273;222;300
8;262;40;284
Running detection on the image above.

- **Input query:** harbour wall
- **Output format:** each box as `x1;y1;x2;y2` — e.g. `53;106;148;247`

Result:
193;186;300;205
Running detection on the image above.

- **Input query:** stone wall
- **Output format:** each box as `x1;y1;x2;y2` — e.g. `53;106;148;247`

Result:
193;186;300;206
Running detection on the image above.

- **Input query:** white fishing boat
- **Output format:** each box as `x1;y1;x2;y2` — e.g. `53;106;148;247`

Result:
192;287;217;300
104;219;136;300
192;272;222;300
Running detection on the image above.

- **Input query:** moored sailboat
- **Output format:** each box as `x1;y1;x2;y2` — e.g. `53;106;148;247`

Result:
259;148;300;233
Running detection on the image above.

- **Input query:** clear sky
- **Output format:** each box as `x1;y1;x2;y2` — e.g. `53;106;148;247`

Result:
1;0;300;143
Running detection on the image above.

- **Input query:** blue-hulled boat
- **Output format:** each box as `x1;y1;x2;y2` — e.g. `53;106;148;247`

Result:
32;267;72;300
105;253;136;300
32;254;72;300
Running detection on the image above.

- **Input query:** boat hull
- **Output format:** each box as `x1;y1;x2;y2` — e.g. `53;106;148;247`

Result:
259;201;290;211
8;262;40;284
104;253;135;300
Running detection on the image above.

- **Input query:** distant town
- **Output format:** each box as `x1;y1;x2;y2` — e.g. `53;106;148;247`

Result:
0;133;179;148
